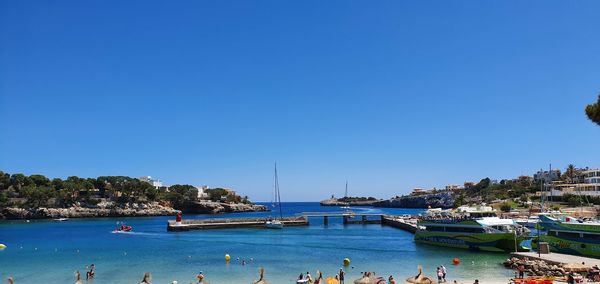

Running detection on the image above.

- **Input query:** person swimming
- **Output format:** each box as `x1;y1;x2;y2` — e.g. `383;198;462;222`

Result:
196;271;205;284
86;264;95;280
140;272;152;284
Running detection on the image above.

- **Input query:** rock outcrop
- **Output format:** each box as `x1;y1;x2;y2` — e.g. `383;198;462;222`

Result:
0;201;268;219
180;201;268;214
503;257;589;277
1;202;178;219
319;198;380;207
373;192;454;209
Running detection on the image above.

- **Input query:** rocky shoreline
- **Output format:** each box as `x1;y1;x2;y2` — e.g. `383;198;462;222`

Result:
373;192;454;209
503;257;590;278
179;201;269;214
0;201;269;220
319;198;380;207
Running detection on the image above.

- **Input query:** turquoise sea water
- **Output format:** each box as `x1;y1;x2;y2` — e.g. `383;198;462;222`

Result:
0;203;514;283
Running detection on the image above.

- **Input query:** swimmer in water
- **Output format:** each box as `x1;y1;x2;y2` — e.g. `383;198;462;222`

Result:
196;271;205;283
140;272;152;284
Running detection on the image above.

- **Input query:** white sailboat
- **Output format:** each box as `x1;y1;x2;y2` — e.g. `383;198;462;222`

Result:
340;181;351;209
266;163;284;229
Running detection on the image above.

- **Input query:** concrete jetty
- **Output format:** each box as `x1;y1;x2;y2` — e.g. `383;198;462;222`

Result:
297;212;419;232
167;216;308;231
381;215;419;233
166;213;420;233
298;212;385;225
511;251;600;267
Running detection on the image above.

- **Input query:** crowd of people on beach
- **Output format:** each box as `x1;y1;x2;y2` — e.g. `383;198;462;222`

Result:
3;263;488;284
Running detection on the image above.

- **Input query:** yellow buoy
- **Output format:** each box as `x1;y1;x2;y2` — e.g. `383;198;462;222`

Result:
225;254;231;262
0;244;6;250
343;258;350;266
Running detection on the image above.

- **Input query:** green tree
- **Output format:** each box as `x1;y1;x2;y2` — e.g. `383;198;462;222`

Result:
500;203;512;212
0;191;9;207
166;184;198;208
0;171;10;191
29;174;50;187
565;164;576;183
585;94;600;126
475;178;491;190
10;173;33;193
22;185;55;208
51;178;64;190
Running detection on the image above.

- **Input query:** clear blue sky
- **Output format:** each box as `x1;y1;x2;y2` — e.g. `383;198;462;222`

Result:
1;1;599;201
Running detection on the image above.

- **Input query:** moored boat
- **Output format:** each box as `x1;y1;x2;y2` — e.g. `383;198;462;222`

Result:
414;206;529;252
533;214;600;258
266;163;284;229
265;219;284;229
515;215;540;228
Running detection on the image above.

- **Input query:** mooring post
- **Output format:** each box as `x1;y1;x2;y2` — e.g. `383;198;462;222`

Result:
343;215;349;224
362;215;367;224
324;216;329;226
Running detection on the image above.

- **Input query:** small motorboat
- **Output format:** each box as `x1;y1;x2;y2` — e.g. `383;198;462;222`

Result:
112;222;133;233
53;218;69;222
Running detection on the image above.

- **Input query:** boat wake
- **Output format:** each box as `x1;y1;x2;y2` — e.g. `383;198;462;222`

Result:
110;231;160;237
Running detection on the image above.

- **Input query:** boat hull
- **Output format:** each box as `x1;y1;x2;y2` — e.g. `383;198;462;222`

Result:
265;221;284;229
534;234;600;258
414;231;525;252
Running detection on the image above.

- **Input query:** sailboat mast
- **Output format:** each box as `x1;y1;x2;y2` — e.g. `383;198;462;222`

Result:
345;181;348;198
275;163;283;219
549;163;553;203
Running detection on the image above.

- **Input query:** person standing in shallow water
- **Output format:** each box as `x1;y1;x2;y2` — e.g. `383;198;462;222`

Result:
338;268;345;284
440;265;446;282
74;271;84;284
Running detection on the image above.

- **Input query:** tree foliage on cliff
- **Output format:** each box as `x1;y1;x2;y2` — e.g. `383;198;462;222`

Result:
205;188;251;204
0;172;166;209
0;171;255;210
165;184;198;208
455;177;540;206
585;94;600;126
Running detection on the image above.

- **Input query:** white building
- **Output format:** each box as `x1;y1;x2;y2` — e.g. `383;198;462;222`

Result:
583;169;600;184
196;186;210;199
138;176;163;189
549;168;600;196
